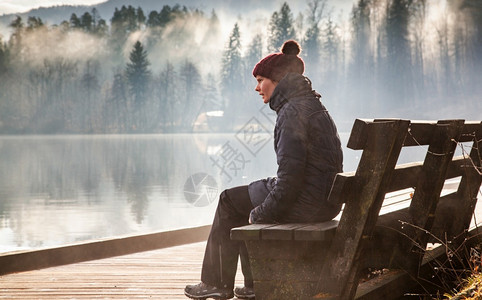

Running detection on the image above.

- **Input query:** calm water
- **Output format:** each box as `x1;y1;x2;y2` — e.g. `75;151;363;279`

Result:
0;129;433;253
0;133;278;253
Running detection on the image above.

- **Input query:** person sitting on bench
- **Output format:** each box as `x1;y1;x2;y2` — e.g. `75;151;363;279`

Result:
184;39;344;300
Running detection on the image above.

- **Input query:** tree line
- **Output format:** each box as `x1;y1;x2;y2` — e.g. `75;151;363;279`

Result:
0;0;480;134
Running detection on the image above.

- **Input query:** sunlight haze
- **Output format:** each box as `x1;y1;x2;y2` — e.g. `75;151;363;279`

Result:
0;0;107;15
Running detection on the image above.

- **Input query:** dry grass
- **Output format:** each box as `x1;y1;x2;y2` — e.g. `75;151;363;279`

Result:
443;243;482;300
445;273;482;299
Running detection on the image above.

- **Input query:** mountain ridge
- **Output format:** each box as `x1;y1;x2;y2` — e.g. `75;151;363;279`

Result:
0;0;287;37
0;0;353;40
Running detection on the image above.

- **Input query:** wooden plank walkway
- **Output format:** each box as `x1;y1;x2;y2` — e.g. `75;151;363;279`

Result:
0;241;244;299
0;184;479;299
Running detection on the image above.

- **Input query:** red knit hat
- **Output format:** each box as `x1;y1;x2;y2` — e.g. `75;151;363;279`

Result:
252;40;305;82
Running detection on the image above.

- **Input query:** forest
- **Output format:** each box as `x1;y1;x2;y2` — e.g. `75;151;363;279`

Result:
0;0;480;134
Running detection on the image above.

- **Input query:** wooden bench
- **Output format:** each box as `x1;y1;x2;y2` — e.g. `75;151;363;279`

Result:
231;119;482;299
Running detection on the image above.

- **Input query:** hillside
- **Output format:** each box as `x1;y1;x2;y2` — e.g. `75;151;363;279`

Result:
0;0;292;39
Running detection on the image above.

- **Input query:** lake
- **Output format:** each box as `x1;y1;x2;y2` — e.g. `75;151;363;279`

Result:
0;128;431;253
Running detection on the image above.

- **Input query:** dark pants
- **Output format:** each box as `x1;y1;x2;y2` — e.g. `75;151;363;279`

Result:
201;185;254;289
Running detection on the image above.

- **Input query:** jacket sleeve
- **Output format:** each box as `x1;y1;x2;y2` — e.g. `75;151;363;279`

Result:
249;106;307;223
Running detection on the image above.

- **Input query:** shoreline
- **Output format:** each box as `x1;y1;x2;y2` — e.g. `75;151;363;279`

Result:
0;225;211;275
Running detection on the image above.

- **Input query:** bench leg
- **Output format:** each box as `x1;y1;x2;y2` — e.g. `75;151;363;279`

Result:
244;240;329;300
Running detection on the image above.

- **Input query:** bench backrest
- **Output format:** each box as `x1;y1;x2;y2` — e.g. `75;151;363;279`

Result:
319;119;482;299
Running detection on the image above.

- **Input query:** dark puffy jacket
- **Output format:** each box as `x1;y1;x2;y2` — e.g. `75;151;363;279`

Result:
248;73;343;223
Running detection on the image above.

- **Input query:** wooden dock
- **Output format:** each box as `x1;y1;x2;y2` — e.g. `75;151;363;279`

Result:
0;184;480;299
0;241;244;299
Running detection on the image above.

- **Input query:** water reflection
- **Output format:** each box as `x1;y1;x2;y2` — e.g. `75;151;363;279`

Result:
0;134;281;252
0;131;437;253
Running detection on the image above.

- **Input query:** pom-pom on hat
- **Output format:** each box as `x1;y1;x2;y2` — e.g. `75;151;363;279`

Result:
252;40;305;82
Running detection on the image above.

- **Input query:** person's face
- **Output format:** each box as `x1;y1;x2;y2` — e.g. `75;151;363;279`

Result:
255;75;277;104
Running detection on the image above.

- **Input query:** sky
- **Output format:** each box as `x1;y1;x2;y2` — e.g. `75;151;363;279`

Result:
0;0;107;15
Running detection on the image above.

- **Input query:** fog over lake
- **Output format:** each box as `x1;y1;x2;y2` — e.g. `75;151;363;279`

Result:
0;0;480;253
1;123;444;253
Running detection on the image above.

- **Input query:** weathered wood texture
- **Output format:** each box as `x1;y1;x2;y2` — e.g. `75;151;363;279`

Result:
0;225;211;276
231;118;482;300
450;121;482;242
0;241;245;299
2;219;481;300
245;240;330;299
319;119;410;299
320;119;482;299
408;120;464;253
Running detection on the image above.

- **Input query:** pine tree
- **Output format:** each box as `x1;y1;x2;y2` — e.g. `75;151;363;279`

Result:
126;41;151;105
159;5;173;27
351;0;371;78
80;12;93;32
147;10;160;27
126;41;151;131
303;0;326;79
157;62;177;131
70;13;81;29
81;60;101;132
242;34;265;118
459;0;482;95
245;34;263;79
348;0;374;114
0;37;7;131
319;16;341;99
9;16;24;31
124;5;138;32
0;37;8;93
90;8;108;36
26;17;44;30
95;19;108;36
385;0;414;106
108;70;129;132
221;23;243;96
0;38;6;73
179;60;201;130
268;2;296;52
91;8;99;27
409;1;427;101
110;5;139;56
220;23;244;128
323;17;340;67
8;16;24;62
137;7;146;29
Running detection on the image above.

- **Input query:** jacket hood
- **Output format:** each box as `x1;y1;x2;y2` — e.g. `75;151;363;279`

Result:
269;73;317;112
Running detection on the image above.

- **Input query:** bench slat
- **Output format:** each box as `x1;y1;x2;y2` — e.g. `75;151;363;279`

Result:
232;221;340;242
261;223;309;240
402;120;437;146
389;156;467;192
337;119;479;150
402;120;481;146
328;156;468;206
346;118;371;150
230;224;276;241
293;221;339;241
461;121;482;143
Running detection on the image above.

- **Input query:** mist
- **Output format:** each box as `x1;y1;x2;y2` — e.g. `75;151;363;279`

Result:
0;0;480;134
